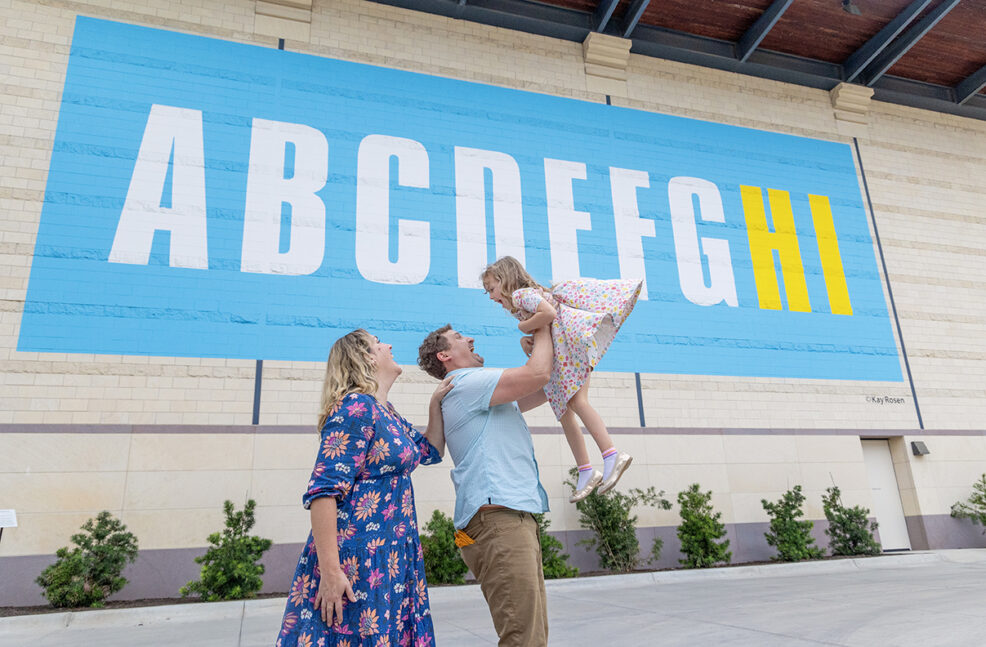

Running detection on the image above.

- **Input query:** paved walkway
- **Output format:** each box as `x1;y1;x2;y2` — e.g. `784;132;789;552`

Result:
3;550;985;646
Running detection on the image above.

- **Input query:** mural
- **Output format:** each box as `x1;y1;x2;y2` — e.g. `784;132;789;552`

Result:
19;17;902;380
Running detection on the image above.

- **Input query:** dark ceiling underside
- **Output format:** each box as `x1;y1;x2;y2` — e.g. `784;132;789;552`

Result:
367;0;986;122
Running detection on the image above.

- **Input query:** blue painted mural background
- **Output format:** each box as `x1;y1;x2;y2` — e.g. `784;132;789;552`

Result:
18;17;902;380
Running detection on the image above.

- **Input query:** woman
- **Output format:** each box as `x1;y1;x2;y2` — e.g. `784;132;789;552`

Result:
277;329;451;647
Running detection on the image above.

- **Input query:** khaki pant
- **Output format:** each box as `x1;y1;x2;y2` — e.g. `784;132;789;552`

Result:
459;508;548;647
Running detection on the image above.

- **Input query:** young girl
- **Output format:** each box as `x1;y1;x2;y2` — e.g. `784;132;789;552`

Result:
481;256;642;503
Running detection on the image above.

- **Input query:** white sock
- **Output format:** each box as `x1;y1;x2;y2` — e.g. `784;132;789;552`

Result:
576;464;594;490
602;448;619;480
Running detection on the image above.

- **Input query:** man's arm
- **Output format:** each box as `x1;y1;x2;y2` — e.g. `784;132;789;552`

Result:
516;389;548;413
489;326;552;407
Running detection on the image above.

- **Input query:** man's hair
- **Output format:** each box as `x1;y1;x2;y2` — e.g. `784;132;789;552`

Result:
417;324;453;379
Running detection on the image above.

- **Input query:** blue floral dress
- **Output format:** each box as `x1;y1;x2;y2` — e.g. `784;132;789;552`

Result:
277;393;441;647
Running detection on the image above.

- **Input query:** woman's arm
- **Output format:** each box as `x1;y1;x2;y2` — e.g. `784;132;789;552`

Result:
311;497;355;625
424;376;452;457
518;299;556;334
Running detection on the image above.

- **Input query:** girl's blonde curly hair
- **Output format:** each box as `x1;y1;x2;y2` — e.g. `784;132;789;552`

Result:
316;329;378;431
480;256;546;312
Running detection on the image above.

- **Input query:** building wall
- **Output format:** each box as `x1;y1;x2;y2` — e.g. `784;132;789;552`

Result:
2;0;985;606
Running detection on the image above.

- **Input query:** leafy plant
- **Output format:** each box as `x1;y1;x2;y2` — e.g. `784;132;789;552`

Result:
761;485;824;561
420;509;468;584
950;473;986;533
822;486;881;556
180;499;273;601
676;483;731;568
533;513;578;579
567;468;672;572
36;511;139;608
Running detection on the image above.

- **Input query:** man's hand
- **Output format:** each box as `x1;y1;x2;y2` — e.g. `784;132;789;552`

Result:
520;336;534;357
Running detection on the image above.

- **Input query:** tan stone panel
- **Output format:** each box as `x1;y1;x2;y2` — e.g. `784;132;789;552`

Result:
722;435;799;464
531;434;570;468
0;511;102;557
250;468;311;507
726;462;802;494
0;471;125;513
120;507;233;551
252;433;319;470
251;503;313;545
794;435;865;464
0;433;130;473
644;434;726;465
648;463;731;497
798;461;870;493
409;463;454;502
128;434;254;471
122;470;253;511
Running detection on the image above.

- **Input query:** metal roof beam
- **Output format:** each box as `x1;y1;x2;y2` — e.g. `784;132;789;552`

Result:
857;0;962;87
956;64;986;105
843;0;932;82
737;0;794;63
621;0;650;38
594;0;620;32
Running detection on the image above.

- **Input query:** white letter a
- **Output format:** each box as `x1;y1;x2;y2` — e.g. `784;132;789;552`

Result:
109;104;208;269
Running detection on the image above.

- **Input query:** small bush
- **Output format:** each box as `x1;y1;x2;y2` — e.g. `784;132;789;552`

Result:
568;468;672;573
761;485;824;561
36;511;138;608
822;486;881;556
533;513;578;579
181;499;272;601
420;509;468;585
676;483;731;568
950;473;986;534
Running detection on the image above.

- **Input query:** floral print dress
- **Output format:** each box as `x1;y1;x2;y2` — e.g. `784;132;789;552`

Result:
277;393;441;647
512;278;642;420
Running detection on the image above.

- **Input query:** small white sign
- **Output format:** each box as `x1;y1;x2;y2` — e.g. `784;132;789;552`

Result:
0;509;17;528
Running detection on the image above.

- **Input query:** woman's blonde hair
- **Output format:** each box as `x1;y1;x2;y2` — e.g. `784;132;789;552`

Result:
316;329;378;431
480;256;544;312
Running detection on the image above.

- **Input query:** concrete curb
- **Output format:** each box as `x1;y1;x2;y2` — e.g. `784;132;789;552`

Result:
3;549;984;633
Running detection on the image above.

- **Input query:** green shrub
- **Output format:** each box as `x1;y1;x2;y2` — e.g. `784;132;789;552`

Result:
36;511;138;608
676;483;731;568
822;486;881;556
420;509;468;585
533;513;578;579
950;473;986;533
761;485;824;561
180;499;272;601
568;469;672;573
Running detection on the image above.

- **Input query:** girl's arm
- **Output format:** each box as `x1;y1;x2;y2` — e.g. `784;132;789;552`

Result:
518;299;556;334
310;497;355;625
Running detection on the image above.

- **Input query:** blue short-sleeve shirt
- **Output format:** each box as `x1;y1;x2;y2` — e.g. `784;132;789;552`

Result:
442;367;550;529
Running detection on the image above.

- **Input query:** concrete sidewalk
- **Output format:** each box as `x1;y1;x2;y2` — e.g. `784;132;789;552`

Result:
3;549;985;646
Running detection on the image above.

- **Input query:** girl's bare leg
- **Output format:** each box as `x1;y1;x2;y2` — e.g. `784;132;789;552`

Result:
560;408;590;466
566;377;615;454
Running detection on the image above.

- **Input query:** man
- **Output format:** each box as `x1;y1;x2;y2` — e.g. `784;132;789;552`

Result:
417;324;552;647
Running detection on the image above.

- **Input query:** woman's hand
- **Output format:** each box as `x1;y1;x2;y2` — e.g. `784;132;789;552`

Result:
431;375;453;404
313;564;356;626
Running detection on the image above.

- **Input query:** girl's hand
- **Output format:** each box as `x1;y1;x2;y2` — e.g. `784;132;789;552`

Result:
313;565;356;626
520;336;534;357
431;375;453;404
